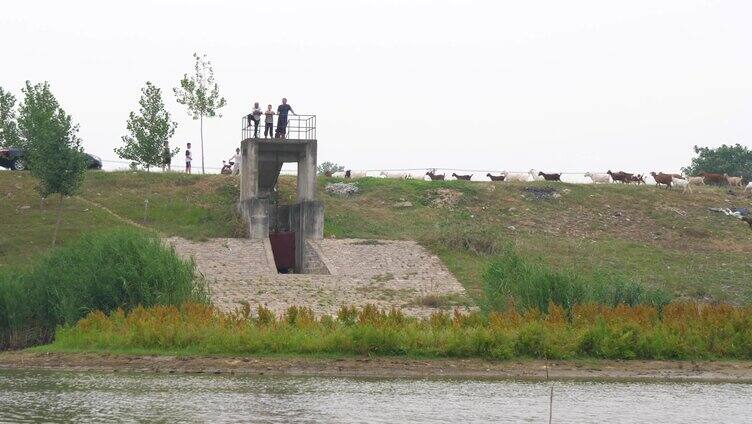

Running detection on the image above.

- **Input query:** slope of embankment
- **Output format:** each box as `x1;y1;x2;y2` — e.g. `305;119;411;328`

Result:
1;171;750;303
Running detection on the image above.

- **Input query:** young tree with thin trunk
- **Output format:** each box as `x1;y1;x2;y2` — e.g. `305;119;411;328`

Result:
115;82;178;170
17;81;87;245
173;53;227;174
0;86;20;147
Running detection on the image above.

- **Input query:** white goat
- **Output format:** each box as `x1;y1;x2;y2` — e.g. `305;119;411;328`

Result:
672;177;692;193
725;174;744;188
331;171;347;178
502;171;533;182
529;169;544;181
349;171;367;179
745;182;752;192
379;171;411;179
584;172;612;184
687;176;705;186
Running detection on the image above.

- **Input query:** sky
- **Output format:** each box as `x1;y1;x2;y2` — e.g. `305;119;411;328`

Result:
1;0;750;174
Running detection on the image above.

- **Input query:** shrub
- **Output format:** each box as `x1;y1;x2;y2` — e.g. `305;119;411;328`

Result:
482;250;671;313
0;229;206;349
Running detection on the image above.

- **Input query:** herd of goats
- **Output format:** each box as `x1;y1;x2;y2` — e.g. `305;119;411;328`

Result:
326;169;751;193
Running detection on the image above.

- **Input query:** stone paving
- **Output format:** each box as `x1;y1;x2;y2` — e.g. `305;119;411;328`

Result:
166;237;472;317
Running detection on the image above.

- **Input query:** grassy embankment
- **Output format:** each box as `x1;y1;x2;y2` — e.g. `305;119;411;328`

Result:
2;170;751;304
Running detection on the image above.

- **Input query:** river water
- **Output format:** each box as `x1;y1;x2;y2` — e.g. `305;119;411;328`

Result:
0;369;750;423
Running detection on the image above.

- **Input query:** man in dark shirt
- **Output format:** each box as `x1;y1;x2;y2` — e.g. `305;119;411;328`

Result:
275;98;294;139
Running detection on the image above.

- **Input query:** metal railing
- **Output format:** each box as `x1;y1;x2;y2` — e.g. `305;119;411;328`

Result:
241;114;316;141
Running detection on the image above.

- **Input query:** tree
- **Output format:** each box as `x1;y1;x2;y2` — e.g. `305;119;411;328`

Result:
115;82;178;170
317;161;345;176
173;53;227;174
683;144;752;182
0;86;20;147
17;81;87;245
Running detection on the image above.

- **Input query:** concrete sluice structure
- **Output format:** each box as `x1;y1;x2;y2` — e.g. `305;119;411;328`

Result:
237;136;326;274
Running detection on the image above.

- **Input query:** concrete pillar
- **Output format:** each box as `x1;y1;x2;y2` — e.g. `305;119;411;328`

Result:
239;139;258;201
296;140;317;202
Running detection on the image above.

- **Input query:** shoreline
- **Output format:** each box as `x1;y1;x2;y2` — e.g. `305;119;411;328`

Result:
1;351;752;382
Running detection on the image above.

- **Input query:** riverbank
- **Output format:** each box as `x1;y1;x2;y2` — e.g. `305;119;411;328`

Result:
2;351;752;382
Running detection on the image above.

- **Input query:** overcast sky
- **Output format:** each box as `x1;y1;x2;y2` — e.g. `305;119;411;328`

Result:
2;0;750;174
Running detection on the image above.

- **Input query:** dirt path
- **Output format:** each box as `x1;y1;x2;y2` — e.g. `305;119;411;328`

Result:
2;351;751;382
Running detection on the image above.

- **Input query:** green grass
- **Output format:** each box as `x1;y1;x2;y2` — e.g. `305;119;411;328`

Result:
2;171;751;304
47;302;752;360
0;229;207;349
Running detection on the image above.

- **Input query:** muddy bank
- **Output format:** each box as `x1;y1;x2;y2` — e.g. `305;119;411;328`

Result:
1;351;752;382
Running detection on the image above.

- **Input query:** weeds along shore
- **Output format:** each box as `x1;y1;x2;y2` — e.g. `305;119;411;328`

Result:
50;301;752;360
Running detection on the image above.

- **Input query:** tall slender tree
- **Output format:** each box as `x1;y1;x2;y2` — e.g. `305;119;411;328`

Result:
17;81;87;245
115;82;178;170
0;86;20;147
174;53;227;174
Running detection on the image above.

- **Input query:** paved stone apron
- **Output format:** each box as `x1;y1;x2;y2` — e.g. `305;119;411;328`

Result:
166;237;472;317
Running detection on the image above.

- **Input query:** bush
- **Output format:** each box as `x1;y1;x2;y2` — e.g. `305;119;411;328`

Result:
482;250;670;313
0;229;207;349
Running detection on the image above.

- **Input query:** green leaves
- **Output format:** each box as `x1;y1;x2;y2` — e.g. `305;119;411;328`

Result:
173;53;227;120
115;82;178;170
0;87;20;147
683;144;752;181
17;81;86;198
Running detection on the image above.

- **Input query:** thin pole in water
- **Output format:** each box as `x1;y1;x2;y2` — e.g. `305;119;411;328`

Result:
549;385;554;424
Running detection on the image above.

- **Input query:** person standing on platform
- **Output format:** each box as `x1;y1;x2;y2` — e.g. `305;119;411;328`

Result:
275;98;295;139
250;102;262;138
264;105;275;138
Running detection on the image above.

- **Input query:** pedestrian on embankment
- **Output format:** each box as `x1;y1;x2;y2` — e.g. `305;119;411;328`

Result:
185;142;192;174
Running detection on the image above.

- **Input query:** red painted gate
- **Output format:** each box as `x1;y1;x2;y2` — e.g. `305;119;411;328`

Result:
269;231;296;273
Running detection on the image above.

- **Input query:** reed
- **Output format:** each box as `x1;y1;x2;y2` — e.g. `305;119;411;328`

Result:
51;301;752;360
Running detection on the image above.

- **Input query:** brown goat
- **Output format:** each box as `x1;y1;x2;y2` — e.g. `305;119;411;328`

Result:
628;174;646;185
538;172;562;181
345;170;351;179
426;170;445;181
324;170;333;178
650;172;673;189
743;216;752;230
452;173;472;181
487;173;506;182
607;170;632;183
698;172;725;185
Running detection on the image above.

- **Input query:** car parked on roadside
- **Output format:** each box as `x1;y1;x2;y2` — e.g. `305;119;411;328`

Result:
0;147;102;171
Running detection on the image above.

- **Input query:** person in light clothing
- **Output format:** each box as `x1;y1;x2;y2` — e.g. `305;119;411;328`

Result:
264;105;275;138
185;142;192;174
230;147;242;175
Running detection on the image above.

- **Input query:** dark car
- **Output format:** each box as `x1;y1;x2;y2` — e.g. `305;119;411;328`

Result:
0;147;102;171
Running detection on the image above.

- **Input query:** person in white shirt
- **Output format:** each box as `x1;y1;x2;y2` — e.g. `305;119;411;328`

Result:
230;148;242;175
250;102;262;138
185;142;192;174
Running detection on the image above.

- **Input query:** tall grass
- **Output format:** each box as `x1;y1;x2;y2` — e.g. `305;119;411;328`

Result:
482;250;671;313
51;302;752;360
0;229;207;350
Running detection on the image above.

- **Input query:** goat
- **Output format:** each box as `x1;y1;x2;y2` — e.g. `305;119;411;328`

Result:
698;172;725;185
746;182;752;192
324;170;333;178
627;174;646;185
650;172;673;189
452;173;472;181
538;172;562;181
345;170;367;179
528;169;545;181
487;173;506;182
607;170;632;183
584;172;611;184
426;169;445;181
724;173;744;188
503;171;533;182
672;177;692;193
687;176;705;186
380;171;411;179
743;216;752;230
332;171;347;178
